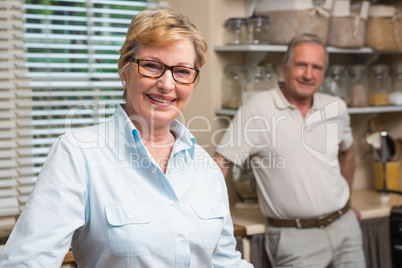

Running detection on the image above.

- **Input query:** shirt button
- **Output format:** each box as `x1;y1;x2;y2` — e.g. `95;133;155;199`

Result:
179;234;185;241
167;168;172;174
211;207;215;214
127;213;133;219
169;200;175;206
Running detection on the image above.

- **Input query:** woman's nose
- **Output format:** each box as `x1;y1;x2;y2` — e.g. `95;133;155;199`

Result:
157;70;175;92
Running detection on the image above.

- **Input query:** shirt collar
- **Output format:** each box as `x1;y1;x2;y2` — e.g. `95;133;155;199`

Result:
169;120;196;159
273;86;319;112
111;104;196;159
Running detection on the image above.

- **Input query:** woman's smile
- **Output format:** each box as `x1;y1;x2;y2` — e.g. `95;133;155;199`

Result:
147;93;176;106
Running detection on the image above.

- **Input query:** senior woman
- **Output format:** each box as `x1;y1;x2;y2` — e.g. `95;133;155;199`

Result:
0;9;252;268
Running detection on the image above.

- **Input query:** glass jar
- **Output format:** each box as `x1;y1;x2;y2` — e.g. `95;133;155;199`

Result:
243;66;273;103
224;18;247;45
368;64;391;106
390;64;402;105
263;63;278;88
222;64;246;109
347;65;368;107
246;16;269;45
323;65;347;100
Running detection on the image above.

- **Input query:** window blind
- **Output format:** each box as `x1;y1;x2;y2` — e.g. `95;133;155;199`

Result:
0;0;25;235
0;0;147;234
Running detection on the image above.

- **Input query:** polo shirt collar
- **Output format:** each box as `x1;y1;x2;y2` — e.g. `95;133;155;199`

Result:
273;86;319;112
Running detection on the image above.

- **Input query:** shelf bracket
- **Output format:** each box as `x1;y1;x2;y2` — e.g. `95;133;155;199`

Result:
245;0;260;17
354;51;381;66
245;51;268;66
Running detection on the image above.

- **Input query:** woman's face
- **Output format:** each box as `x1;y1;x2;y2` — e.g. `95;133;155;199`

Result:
122;39;196;130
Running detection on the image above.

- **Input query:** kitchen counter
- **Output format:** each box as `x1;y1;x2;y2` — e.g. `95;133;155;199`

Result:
231;189;402;236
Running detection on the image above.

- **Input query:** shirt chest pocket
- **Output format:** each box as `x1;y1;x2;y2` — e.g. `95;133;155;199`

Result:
105;204;157;257
191;201;229;249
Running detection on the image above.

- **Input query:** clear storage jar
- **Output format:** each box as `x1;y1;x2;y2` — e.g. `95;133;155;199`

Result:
246;16;269;45
368;64;391;106
390;64;402;105
224;18;247;45
323;65;347;100
243;66;274;103
222;64;246;109
347;65;368;107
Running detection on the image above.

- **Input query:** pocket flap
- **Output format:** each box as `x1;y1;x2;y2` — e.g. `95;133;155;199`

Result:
191;200;229;220
105;204;152;226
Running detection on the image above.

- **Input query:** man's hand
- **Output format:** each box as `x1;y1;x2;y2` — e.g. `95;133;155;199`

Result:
351;206;362;222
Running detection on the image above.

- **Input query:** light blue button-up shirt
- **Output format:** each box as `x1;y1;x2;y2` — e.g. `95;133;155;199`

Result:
0;105;252;268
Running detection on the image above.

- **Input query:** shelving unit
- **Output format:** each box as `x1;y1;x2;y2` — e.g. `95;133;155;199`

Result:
214;44;402;116
214;45;376;54
215;106;402;117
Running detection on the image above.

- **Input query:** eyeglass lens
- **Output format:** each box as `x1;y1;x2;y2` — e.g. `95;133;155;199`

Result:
138;60;197;84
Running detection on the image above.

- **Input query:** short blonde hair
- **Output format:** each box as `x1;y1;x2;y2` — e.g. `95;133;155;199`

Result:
118;9;207;79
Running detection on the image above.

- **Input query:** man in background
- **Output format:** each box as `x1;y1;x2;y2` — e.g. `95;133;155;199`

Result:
214;33;366;267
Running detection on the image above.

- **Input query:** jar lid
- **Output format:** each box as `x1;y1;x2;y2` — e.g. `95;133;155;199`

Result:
225;17;247;27
248;16;269;25
370;64;390;74
328;65;345;74
348;65;366;74
225;64;246;72
248;15;269;20
348;65;365;71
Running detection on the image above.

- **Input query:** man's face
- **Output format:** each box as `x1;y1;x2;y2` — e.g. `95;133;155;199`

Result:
282;43;326;102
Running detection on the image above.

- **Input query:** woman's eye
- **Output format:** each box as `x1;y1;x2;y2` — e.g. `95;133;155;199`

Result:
175;68;190;76
144;63;159;69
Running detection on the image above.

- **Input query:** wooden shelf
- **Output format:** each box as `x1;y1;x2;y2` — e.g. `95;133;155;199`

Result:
216;106;402;116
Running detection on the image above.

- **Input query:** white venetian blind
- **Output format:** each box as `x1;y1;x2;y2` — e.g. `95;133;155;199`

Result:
0;0;26;236
0;0;147;234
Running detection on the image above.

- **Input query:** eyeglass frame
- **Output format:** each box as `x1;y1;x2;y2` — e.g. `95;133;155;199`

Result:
129;58;200;84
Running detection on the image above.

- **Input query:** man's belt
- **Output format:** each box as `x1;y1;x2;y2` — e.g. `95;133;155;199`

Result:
267;201;350;229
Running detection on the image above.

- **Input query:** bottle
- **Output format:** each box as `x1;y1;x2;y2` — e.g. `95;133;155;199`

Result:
224;18;247;45
390;64;402;105
222;64;246;109
368;64;390;106
246;16;269;45
347;65;368;107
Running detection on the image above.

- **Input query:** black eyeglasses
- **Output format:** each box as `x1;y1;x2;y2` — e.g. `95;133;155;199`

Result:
130;58;199;84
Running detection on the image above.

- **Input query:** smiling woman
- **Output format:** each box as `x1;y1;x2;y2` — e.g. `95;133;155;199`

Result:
121;39;197;142
0;9;253;268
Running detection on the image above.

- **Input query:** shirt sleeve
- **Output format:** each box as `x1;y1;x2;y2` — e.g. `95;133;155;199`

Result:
216;103;261;167
212;170;254;268
0;135;87;267
338;99;353;151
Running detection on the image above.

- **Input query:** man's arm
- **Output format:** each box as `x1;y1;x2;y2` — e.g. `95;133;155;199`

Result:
338;144;361;220
214;153;233;178
338;144;356;190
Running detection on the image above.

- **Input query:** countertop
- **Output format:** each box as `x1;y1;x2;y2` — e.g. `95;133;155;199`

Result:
231;189;402;236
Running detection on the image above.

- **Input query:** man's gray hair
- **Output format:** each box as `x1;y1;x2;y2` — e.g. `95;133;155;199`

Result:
282;33;329;71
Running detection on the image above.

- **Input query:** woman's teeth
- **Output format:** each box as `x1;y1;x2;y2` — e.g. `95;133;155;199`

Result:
148;95;174;104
